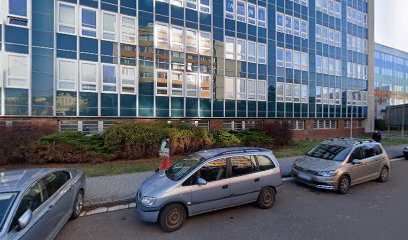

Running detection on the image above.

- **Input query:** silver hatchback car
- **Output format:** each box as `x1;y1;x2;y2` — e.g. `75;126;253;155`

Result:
136;147;282;232
0;169;86;240
292;138;390;194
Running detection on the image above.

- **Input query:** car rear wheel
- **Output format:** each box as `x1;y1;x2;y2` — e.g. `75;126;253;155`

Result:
337;175;350;194
159;203;186;232
256;187;276;209
378;167;389;183
71;190;84;219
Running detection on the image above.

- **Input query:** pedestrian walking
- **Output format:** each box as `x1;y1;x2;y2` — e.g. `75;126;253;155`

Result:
372;129;382;142
156;136;171;172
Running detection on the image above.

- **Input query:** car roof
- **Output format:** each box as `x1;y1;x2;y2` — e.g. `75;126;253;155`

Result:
0;169;56;193
196;147;271;159
322;138;379;148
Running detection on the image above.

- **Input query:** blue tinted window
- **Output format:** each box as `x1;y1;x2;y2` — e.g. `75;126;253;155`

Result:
103;65;116;83
9;0;27;17
82;8;97;37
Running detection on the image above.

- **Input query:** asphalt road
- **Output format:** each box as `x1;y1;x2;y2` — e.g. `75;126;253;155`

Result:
57;160;408;240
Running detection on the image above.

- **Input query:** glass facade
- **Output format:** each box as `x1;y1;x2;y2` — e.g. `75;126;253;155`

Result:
374;43;408;119
0;0;370;120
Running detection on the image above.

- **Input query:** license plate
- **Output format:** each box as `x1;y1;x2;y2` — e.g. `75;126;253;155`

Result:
297;172;312;181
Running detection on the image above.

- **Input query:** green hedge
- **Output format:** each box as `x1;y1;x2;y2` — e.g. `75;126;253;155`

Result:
212;129;274;148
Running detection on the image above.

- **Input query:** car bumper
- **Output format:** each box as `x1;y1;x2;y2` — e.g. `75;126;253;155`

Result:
292;169;338;190
403;150;408;159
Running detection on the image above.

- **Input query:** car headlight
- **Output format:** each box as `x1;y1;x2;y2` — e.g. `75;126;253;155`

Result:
316;170;338;177
404;146;408;150
141;196;157;207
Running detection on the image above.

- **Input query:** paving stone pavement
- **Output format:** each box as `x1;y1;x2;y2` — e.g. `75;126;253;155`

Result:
84;144;405;206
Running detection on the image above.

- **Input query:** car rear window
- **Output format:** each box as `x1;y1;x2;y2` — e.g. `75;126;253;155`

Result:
256;155;275;171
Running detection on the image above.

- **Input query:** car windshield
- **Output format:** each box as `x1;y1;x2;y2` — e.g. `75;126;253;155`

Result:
0;192;18;232
306;144;352;162
165;154;206;181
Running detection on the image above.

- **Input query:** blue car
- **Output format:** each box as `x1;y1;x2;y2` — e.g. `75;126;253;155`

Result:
0;169;86;240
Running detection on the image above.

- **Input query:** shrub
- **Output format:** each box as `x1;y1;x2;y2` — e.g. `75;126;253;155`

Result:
212;129;273;148
104;122;213;159
263;121;293;147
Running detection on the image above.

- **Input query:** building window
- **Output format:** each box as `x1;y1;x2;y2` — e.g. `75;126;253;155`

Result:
247;3;256;25
293;84;300;103
293;18;300;37
102;12;117;41
171;0;183;7
258;43;266;64
226;0;235;20
258;6;266;28
58;2;77;34
290;120;305;130
8;0;27;18
285;83;292;102
102;64;117;93
236;39;246;61
277;48;284;67
57;59;77;91
186;0;197;10
156;70;169;96
225;37;235;60
257;80;267;101
121;16;137;44
171;72;183;96
155;23;169;49
200;74;211;98
247;79;256;100
247;42;256;63
81;7;97;38
301;20;308;39
186;29;198;53
316;86;322;104
237;0;246;22
7;54;28;89
301;85;308;103
186;73;198;97
285;49;292;69
199;32;211;56
313;120;337;129
224;77;235;99
200;0;210;13
293;51;300;70
80;61;98;92
276;12;284;32
171;26;184;51
236;78;246;100
276;82;284;102
285;15;292;34
121;66;136;94
316;56;322;73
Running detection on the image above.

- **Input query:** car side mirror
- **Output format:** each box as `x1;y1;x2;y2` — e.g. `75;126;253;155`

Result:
197;178;207;186
352;159;362;165
18;210;32;231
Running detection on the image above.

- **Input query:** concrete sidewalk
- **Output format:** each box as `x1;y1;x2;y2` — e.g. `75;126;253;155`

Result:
84;144;406;206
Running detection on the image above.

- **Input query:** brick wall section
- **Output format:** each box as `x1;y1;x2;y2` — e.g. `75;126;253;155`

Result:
0;117;366;141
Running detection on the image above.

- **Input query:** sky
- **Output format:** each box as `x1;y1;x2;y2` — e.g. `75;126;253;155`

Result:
375;0;408;52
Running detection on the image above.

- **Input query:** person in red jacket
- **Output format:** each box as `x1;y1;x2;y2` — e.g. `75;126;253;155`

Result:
156;136;171;172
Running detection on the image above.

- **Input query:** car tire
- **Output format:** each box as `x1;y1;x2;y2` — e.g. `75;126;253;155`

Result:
256;187;276;209
378;167;389;183
71;190;84;219
337;175;350;194
159;203;186;232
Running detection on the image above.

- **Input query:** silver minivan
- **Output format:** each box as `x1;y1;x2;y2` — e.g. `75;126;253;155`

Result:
136;147;282;232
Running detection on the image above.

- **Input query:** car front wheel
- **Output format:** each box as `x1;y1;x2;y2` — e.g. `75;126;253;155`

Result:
71;190;84;219
256;187;276;209
159;203;186;232
337;175;350;194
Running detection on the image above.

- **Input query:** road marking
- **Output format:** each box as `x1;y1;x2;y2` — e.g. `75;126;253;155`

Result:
390;157;405;162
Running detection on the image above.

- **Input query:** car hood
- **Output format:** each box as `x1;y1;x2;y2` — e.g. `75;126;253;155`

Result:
138;171;175;198
294;155;342;172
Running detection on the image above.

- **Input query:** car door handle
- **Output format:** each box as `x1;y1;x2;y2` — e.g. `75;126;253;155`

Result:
254;178;260;182
49;204;55;209
222;185;229;189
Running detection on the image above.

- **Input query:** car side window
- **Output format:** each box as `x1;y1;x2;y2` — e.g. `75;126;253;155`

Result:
199;158;227;182
362;145;375;159
256;155;276;171
44;171;71;197
373;145;383;155
231;156;258;177
10;179;49;231
182;172;198;186
350;147;364;161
